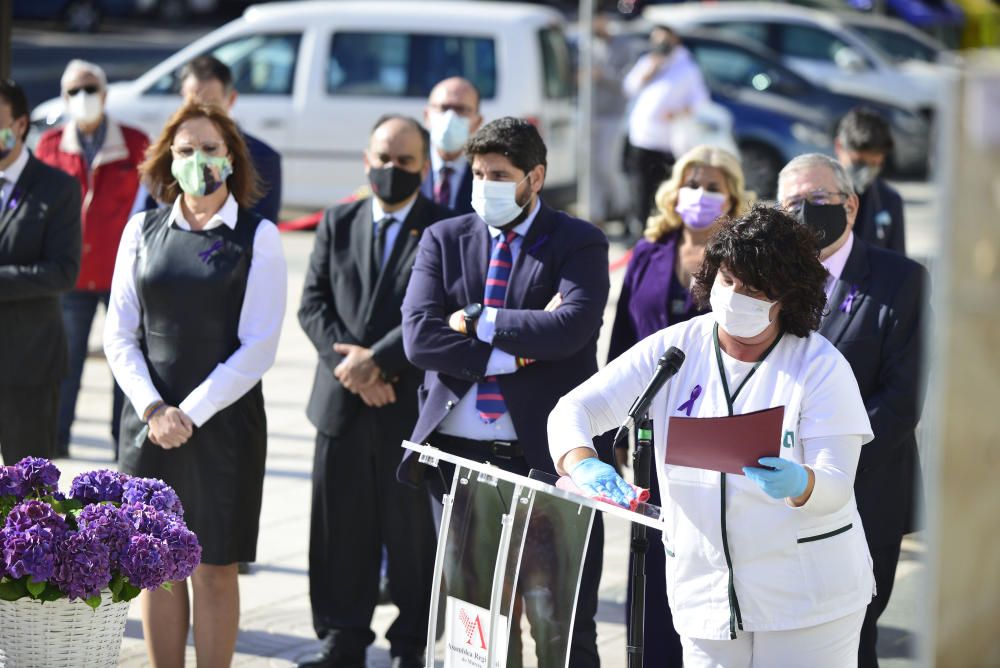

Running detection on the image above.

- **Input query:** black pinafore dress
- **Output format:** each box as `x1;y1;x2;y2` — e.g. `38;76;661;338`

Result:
118;206;267;565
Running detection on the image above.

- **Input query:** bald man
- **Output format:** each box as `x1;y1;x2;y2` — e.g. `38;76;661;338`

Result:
298;115;453;668
420;76;483;214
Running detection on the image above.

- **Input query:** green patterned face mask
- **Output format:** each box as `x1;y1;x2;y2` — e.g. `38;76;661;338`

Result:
170;150;233;197
0;128;17;160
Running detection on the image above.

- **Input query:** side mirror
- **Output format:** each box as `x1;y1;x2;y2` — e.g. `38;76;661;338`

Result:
834;46;868;72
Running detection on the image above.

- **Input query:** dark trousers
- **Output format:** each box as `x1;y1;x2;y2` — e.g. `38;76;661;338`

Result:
0;383;59;463
627;144;674;238
427;434;603;668
309;410;437;658
625;471;683;667
859;539;903;668
57;290;125;456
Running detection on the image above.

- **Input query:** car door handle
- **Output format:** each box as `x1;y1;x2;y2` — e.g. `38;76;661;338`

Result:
260;118;286;129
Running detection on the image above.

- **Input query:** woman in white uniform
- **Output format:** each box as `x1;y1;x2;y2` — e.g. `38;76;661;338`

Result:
548;204;875;667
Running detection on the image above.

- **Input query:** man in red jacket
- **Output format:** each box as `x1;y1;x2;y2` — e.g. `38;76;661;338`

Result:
35;59;149;459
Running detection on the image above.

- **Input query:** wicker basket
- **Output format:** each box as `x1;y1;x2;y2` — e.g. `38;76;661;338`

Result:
0;590;130;668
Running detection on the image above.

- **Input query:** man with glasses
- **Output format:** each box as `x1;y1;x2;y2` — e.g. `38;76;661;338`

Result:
778;153;928;668
36;60;149;459
421;77;483;214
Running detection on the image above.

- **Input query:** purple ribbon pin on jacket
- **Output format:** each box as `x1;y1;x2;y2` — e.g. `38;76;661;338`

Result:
677;385;702;416
198;240;224;264
839;285;859;314
6;186;22;211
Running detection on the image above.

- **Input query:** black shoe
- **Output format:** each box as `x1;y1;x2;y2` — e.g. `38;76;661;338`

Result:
296;645;365;668
390;655;423;668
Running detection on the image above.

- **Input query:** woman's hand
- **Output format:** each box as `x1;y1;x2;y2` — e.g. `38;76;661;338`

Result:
569;457;637;509
743;457;814;505
148;407;194;449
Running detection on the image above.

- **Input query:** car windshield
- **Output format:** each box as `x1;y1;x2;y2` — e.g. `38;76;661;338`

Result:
850;25;941;63
689;41;810;95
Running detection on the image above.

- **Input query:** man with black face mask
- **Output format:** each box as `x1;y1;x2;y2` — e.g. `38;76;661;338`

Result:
778;153;928;668
834;107;906;255
297;115;452;668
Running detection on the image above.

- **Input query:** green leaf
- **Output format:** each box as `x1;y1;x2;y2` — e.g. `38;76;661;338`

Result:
161;581;173;592
38;584;64;602
84;594;102;610
109;574;124;598
118;581;142;602
26;579;45;598
60;498;83;512
0;578;28;601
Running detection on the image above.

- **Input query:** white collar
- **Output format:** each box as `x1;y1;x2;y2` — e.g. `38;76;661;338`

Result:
371;193;417;225
487;197;542;240
0;145;29;187
168;193;239;231
821;232;855;285
431;150;467;175
59;116;129;168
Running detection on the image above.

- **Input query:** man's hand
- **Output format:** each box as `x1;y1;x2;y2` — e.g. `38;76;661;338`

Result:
358;380;397;408
448;309;468;335
149;407;194;449
333;343;380;392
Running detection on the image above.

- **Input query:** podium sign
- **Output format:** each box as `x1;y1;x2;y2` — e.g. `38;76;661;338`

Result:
404;442;666;668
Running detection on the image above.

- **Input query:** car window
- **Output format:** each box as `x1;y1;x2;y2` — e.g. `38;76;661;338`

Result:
327;32;496;99
852;25;938;62
708;21;770;46
539;27;573;99
689;43;805;94
146;33;301;96
775;23;864;66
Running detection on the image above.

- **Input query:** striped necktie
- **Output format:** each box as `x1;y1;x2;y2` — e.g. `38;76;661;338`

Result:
476;230;517;422
434;166;454;207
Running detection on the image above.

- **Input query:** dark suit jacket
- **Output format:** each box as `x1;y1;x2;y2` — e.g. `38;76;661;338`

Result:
819;238;927;547
298;194;453;437
399;202;610;483
854;178;905;254
0;153;81;386
420;162;474;215
242;130;282;224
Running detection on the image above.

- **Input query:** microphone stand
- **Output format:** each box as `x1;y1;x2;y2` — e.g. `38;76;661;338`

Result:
625;414;653;668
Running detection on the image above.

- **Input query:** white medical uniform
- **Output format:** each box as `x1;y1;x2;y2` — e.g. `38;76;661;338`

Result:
549;314;875;664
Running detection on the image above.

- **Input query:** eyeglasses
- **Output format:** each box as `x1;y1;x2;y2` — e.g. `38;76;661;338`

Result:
171;143;226;158
430;103;476;117
66;85;101;96
780;190;848;212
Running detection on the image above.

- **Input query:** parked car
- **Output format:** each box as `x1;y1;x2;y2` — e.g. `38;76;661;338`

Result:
30;0;578;210
839;11;963;65
643;2;952;122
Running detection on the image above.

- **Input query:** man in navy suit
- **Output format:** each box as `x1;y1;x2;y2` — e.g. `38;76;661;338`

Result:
779;153;927;668
834;107;906;255
420;77;482;215
400;117;609;667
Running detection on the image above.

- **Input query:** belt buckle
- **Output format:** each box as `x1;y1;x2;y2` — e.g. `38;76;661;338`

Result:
490;440;514;461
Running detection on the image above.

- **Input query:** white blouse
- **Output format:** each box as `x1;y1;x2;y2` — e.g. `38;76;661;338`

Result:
103;195;287;427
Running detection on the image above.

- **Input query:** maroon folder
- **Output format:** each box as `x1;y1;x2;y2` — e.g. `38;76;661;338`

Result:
665;406;785;475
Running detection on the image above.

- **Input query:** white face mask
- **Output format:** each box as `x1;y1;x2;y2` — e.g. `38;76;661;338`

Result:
710;279;776;339
471;176;529;228
66;91;103;125
429;110;470;154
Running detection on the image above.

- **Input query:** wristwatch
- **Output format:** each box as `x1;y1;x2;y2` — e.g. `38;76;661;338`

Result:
463;303;483;337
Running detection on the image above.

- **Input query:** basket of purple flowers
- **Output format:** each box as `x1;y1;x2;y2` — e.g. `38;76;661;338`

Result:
0;458;201;667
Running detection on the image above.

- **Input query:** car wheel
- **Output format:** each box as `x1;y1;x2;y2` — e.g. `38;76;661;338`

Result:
64;0;101;33
739;143;783;200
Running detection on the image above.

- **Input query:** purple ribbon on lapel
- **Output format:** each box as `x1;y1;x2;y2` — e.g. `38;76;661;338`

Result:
676;384;702;416
526;234;549;256
198;240;224;264
839;285;859;314
6;186;22;211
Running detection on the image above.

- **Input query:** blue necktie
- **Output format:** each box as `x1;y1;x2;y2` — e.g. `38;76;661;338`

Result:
476;230;517;422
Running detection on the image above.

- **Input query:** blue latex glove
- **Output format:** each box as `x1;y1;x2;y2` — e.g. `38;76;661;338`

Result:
742;457;809;500
569;457;637;508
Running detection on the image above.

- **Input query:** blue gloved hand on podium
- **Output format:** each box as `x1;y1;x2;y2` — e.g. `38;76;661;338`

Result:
743;457;809;499
569;457;637;508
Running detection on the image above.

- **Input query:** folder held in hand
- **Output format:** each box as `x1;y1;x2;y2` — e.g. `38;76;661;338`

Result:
665;406;785;475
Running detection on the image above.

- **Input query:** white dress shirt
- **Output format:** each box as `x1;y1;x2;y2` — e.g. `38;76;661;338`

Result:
103;194;287;427
371;195;416;267
436;198;542;441
820;232;855;306
430;151;468;211
0;146;29;212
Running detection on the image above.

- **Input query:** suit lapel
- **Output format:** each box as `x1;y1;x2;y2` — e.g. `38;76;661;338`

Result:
506;202;554;307
367;196;428;320
459;221;489;306
350;201;376;307
820;239;870;345
0;155;39;240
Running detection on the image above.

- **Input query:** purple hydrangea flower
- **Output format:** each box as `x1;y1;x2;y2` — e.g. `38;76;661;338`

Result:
3;500;68;535
159;520;201;581
119;502;172;536
15;458;59;494
51;530;112;600
0;466;25;498
69;469;129;505
77;504;133;564
3;525;61;582
122;478;184;516
119;533;175;590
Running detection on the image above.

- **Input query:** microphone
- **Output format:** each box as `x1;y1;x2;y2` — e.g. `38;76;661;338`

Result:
613;346;685;446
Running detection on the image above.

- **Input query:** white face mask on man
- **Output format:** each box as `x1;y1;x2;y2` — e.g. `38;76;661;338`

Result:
429;110;471;154
471;175;529;228
709;278;776;338
66;91;103;125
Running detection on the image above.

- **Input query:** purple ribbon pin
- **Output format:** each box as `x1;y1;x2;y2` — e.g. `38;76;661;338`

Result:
526;234;550;256
7;186;22;211
676;384;702;416
198;240;224;264
839;285;859;314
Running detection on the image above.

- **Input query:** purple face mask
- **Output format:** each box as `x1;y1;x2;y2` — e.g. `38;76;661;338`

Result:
675;187;728;230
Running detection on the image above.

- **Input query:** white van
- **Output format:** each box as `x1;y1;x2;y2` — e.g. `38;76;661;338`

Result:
32;1;577;209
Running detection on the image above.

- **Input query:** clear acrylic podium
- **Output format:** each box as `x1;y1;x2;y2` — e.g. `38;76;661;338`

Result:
403;442;667;668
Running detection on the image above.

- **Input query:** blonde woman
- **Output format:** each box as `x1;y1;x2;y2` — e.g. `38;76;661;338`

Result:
606;144;752;666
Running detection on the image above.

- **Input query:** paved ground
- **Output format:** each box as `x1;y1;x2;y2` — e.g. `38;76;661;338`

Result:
52;183;933;665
